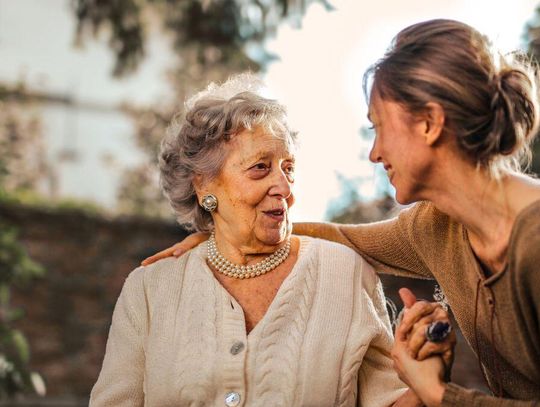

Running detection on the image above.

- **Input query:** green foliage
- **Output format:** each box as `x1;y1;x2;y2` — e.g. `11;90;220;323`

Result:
0;221;46;398
0;189;106;218
0;227;44;286
72;0;332;76
0;150;46;397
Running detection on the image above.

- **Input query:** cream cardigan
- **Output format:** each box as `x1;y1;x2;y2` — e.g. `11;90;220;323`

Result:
90;236;406;407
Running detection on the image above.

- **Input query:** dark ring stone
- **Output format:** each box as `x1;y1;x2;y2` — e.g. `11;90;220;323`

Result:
426;321;452;343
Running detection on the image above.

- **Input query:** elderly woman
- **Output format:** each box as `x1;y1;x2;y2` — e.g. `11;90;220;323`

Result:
90;76;422;406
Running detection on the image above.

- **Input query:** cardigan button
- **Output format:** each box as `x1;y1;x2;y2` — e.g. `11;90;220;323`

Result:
225;391;241;406
230;341;245;355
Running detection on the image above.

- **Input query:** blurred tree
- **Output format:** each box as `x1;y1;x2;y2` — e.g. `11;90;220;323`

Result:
328;126;397;224
0;84;50;198
330;193;397;224
72;0;332;76
73;0;332;218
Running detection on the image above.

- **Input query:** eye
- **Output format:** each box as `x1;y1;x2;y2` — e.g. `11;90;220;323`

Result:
247;162;270;179
284;163;295;174
252;163;268;170
283;162;295;181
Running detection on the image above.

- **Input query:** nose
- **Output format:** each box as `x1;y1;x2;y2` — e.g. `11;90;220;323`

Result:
369;135;382;164
269;168;292;199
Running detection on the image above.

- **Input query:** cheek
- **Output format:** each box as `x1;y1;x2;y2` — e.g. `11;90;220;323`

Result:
221;181;265;212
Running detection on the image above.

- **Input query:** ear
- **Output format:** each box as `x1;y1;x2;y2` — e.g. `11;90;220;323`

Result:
422;102;445;146
193;174;205;200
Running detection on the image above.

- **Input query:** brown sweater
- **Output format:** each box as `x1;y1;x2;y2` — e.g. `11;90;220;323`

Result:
296;200;540;406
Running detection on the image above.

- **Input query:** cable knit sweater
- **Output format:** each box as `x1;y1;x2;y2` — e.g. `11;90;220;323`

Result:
295;200;540;406
90;236;406;407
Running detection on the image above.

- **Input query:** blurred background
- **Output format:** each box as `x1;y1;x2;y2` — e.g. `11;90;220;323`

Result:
2;0;540;404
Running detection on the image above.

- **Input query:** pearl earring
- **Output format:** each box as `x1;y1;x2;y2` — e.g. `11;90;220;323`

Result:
201;194;218;212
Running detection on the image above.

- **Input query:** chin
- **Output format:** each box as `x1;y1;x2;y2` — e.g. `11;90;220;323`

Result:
258;224;291;246
395;194;412;205
394;186;421;205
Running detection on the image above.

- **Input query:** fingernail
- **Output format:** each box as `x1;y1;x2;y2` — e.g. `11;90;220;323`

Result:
173;250;182;257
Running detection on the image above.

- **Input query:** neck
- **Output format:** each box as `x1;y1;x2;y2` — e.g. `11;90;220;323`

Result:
425;167;510;241
419;160;540;269
212;229;289;266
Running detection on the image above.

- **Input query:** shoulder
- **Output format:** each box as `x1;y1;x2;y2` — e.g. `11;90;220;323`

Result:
513;199;540;245
399;201;457;234
304;235;366;267
303;236;379;292
510;199;540;279
126;244;204;296
308;235;359;257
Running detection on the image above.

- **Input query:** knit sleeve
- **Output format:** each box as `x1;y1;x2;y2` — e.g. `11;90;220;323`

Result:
442;383;540;406
89;268;147;407
293;202;434;279
356;261;408;407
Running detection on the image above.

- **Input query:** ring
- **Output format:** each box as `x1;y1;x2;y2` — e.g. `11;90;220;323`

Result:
426;321;452;342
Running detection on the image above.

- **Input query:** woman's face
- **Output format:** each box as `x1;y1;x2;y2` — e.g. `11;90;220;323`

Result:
203;126;295;250
368;93;436;204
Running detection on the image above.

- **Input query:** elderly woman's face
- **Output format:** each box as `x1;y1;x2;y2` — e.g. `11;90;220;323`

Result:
204;126;295;249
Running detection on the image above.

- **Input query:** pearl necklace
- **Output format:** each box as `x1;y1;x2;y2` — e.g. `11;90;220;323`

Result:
207;232;291;279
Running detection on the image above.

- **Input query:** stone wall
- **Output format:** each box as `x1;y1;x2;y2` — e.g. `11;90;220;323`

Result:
1;202;487;403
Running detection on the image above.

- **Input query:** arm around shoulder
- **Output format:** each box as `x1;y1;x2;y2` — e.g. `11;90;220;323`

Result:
294;202;435;279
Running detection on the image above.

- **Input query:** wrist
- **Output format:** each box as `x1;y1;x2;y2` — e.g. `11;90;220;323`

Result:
424;381;446;407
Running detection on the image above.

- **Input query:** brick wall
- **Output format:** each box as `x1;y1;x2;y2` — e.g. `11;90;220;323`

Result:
1;202;187;400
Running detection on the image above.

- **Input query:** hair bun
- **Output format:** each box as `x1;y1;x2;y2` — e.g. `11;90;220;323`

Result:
486;66;538;159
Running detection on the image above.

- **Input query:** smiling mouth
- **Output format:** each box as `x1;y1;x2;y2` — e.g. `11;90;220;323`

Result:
384;165;394;179
263;208;286;221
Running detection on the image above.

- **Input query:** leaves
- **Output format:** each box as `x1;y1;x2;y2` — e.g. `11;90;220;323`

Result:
72;0;327;76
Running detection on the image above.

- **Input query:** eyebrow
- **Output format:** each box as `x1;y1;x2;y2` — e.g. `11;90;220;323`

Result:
241;151;295;167
240;153;270;166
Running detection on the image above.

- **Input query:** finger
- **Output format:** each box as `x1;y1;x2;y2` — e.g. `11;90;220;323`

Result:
141;247;177;266
172;232;209;256
416;340;452;361
406;319;433;357
399;287;417;308
441;347;455;370
171;242;192;257
396;301;439;340
431;307;450;321
391;331;408;360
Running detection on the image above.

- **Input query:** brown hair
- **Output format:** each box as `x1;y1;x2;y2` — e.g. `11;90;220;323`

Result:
364;19;539;175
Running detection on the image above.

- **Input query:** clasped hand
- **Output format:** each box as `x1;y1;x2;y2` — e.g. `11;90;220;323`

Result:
391;288;456;407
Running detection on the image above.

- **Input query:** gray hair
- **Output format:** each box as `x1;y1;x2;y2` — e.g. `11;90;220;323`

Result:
159;74;297;232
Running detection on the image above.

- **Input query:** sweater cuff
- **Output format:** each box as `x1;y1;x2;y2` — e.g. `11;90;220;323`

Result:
441;382;474;406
